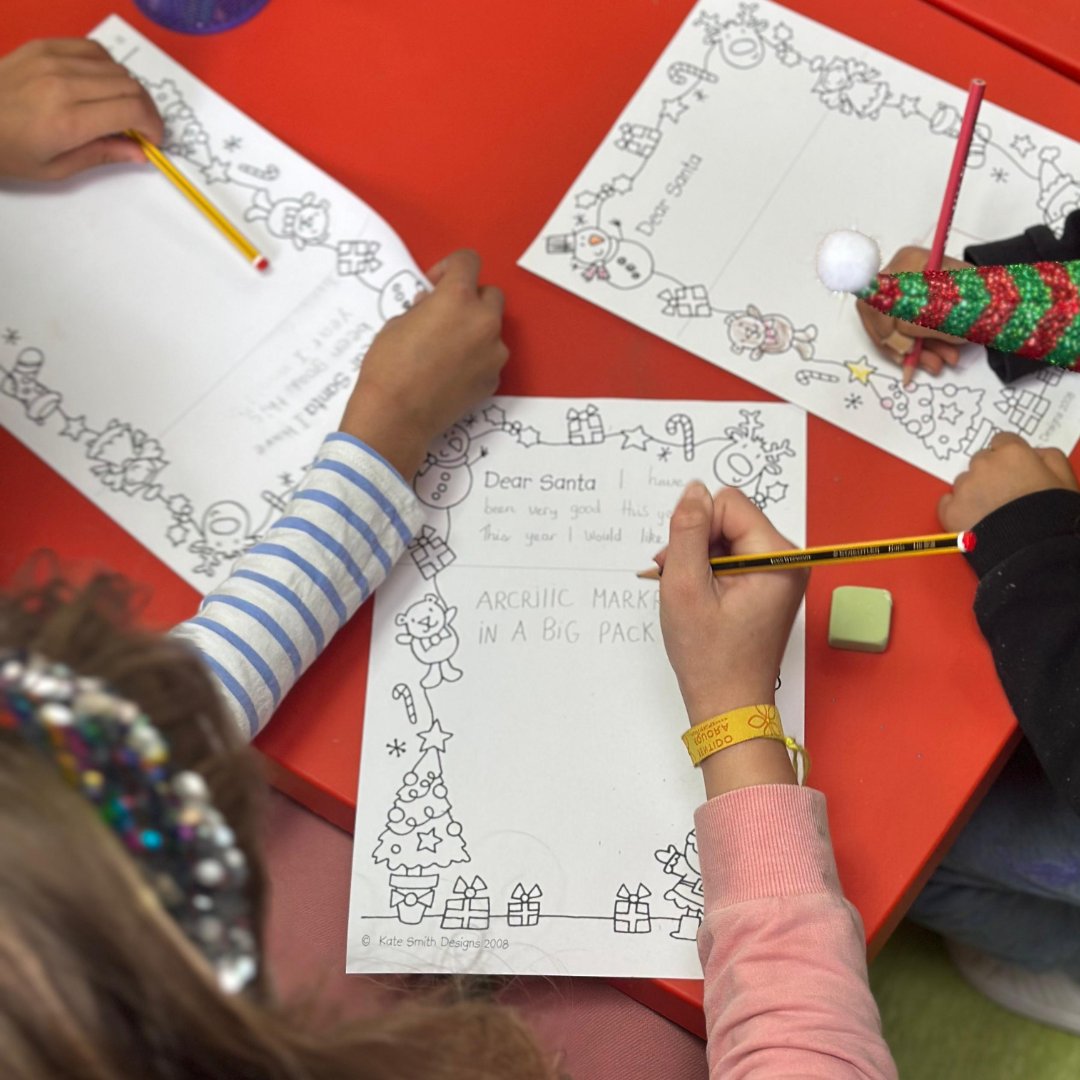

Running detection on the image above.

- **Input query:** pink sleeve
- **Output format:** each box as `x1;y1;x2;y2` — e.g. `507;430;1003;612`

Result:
695;785;897;1079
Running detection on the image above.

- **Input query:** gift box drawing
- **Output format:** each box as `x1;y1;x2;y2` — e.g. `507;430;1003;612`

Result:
612;882;652;934
409;524;457;580
440;875;490;930
507;883;543;927
566;403;605;445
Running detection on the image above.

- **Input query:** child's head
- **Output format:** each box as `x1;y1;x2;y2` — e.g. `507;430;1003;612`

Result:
0;573;555;1079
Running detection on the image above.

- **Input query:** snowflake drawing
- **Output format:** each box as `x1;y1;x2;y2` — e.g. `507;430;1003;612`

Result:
991;167;1008;184
387;739;407;758
223;135;242;151
844;394;862;409
2;328;19;345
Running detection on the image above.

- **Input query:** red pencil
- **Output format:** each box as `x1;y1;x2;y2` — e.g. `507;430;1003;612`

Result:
902;78;986;386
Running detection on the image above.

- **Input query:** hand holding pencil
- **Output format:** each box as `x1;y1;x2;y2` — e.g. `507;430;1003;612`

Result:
658;484;807;730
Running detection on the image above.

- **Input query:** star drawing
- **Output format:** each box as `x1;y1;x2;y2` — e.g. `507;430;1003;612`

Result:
621;425;651;451
1011;134;1035;157
418;719;453;753
661;99;689;124
202;157;230;184
938;402;963;425
386;738;407;758
60;414;87;441
896;94;920;118
416;827;442;853
845;358;876;385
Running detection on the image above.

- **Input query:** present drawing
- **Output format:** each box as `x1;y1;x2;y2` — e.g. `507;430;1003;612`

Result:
507;883;543;927
441;875;490;930
336;238;382;276
613;882;653;934
567;403;605;445
409;524;456;580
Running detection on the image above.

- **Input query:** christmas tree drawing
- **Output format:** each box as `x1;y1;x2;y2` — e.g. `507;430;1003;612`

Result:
372;707;470;925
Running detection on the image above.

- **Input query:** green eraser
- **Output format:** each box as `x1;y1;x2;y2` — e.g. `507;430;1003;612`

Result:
828;586;892;653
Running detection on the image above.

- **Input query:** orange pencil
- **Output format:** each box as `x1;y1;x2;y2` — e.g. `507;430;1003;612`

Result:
127;129;270;272
637;530;975;579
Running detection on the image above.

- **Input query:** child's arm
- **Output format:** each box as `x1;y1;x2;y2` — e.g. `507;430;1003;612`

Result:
855;208;1080;380
941;433;1080;816
658;485;897;1079
171;251;507;739
0;39;163;180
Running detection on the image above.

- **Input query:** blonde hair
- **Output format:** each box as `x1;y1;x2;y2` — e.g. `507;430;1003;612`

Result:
0;574;558;1079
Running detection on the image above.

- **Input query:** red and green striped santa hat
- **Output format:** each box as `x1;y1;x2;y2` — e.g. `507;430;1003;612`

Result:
817;230;1080;369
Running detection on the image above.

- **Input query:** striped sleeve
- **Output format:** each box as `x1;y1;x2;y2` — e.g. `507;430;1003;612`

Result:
171;433;425;740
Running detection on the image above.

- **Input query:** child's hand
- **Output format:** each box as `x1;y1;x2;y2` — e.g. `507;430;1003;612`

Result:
939;432;1079;531
339;250;508;479
0;39;163;181
856;245;969;376
658;484;807;726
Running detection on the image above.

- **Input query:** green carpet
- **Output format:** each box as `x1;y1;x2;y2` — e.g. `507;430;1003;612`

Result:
870;922;1080;1079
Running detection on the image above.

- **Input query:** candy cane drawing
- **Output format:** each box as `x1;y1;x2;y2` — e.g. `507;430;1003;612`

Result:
795;369;841;386
665;413;696;461
392;682;418;724
237;162;280;182
668;61;718;85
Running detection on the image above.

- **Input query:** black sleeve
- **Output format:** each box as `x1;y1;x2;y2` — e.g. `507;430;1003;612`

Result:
965;489;1080;814
963;209;1080;383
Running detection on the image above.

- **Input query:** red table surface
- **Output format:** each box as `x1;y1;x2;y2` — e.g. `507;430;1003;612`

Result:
3;0;1080;1038
922;0;1080;82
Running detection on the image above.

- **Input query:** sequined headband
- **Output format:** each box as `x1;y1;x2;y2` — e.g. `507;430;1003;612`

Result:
0;650;258;994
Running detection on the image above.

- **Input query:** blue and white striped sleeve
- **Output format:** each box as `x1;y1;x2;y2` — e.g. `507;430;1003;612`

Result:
171;433;426;741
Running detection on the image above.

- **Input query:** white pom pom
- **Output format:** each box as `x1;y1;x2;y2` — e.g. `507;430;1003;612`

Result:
816;230;881;293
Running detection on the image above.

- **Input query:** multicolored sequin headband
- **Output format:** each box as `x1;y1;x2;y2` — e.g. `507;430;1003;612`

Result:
817;230;1080;370
0;650;258;994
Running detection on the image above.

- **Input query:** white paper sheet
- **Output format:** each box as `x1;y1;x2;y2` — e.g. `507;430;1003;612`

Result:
519;0;1080;481
0;16;426;592
347;398;805;977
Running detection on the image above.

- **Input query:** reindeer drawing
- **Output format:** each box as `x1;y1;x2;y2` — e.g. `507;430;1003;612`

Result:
711;409;795;509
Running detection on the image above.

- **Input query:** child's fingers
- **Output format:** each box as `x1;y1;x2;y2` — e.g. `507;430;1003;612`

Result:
431;249;481;292
41;134;146;179
710;486;792;557
660;482;715;592
68;94;163;150
478;283;505;317
1036;447;1080;489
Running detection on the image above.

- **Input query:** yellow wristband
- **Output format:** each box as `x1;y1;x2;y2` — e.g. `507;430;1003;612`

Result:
681;704;810;781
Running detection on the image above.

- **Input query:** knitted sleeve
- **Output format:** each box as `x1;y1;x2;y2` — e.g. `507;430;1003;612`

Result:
695;785;898;1079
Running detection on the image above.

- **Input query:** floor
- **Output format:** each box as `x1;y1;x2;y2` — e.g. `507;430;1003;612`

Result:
870;922;1080;1079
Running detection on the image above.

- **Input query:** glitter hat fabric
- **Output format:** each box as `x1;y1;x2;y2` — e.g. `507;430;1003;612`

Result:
856;261;1080;370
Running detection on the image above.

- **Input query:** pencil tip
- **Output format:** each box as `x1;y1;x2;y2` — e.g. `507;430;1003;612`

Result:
636;567;661;580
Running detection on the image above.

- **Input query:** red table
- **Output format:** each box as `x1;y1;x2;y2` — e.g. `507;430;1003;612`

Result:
922;0;1080;83
4;0;1079;1037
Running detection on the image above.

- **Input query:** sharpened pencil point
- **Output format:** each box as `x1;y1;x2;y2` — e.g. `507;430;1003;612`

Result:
636;567;661;580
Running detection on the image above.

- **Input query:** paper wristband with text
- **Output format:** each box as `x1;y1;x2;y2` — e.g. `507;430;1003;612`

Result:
681;704;810;781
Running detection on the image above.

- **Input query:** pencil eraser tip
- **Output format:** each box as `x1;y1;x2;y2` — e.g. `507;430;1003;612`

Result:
828;586;892;653
959;531;976;552
254;255;270;272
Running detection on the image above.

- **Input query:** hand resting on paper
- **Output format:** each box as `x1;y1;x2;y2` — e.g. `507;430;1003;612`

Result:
0;39;163;181
338;249;509;480
939;431;1079;532
856;245;969;376
657;484;806;797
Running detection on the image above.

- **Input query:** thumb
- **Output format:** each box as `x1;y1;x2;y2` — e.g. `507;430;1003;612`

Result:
662;482;715;590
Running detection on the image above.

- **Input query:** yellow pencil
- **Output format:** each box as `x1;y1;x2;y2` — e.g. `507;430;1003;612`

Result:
126;129;269;272
636;531;975;580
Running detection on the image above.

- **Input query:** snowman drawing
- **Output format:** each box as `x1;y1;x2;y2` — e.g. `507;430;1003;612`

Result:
414;424;475;509
545;226;655;289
